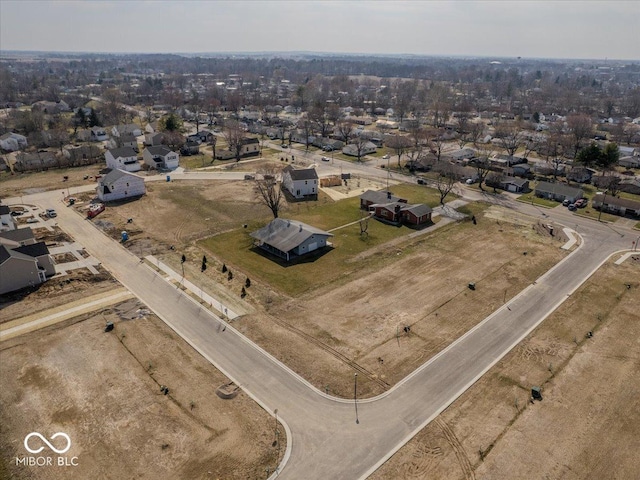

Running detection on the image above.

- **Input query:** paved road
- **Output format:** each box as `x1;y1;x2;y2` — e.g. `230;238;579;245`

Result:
6;181;635;479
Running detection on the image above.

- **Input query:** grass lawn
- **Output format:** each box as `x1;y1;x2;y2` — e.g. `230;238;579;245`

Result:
388;183;452;206
573;208;620;223
618;190;640;202
199;195;443;297
516;193;557;208
180;154;214;170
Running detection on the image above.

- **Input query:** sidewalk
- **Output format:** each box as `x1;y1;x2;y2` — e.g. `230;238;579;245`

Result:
0;288;133;342
145;255;239;320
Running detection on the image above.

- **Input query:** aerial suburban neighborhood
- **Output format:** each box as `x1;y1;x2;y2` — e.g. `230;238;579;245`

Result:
0;2;639;480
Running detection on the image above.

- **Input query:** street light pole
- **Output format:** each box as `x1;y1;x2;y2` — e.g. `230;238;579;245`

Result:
354;373;359;424
598;190;607;222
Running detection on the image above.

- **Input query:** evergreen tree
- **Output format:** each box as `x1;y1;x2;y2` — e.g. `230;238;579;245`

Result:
89;108;101;127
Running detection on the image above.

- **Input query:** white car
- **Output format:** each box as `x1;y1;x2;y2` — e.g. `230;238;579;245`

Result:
382;154;390;159
321;156;330;162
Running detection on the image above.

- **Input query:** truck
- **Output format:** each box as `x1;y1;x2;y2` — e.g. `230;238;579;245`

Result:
87;203;105;218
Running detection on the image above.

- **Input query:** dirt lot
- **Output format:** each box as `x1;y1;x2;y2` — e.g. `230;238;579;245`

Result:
227;205;567;398
369;258;640;480
0;164;104;198
0;301;284;480
0;227;116;325
64;174;569;399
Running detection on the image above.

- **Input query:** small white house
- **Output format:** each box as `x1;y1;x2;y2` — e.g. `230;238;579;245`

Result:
111;124;142;138
97;169;146;202
0;132;28;152
142;145;179;170
282;166;318;199
0;205;17;232
342;141;377;157
105;147;141;172
90;126;109;141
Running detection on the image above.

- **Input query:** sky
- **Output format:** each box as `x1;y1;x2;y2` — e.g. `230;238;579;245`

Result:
1;0;639;60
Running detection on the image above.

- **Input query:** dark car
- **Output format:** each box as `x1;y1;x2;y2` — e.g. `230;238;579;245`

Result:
568;203;577;211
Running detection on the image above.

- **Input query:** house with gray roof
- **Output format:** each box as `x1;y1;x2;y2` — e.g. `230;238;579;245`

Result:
0;205;16;232
0;236;54;294
282;166;318;199
97;169;146;202
592;194;640;218
534;181;583;203
105;147;140;172
250;218;333;262
142;145;179;170
359;190;407;210
0;227;36;246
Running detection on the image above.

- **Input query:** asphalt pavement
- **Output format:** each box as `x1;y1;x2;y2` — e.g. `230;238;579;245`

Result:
5;168;636;480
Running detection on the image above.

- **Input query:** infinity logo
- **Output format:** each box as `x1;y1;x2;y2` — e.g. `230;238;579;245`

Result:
24;432;71;454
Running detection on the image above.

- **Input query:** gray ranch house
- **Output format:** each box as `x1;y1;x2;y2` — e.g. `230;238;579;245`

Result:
592;194;640;218
250;218;333;262
535;181;583;203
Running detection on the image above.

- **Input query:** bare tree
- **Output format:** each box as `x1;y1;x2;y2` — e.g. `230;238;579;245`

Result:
386;134;412;168
473;144;493;191
223;119;247;162
494;122;524;158
435;164;459;205
255;166;284;218
429;128;446;163
566;114;593;157
350;135;371;163
335;119;355;145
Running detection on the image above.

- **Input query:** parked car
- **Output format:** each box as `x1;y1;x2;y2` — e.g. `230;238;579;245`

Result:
466;178;475;185
562;199;571;206
27;217;39;223
417;178;426;185
382;154;390;159
321;156;330;162
322;145;334;152
574;198;588;208
568;203;577;211
45;208;57;218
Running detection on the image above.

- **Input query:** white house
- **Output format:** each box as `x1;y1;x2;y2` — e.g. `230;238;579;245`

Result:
111;124;142;138
0;205;17;232
97;169;146;202
282;166;318;199
105;147;141;172
142;145;179;170
342;141;377;157
0;132;28;152
90;126;109;141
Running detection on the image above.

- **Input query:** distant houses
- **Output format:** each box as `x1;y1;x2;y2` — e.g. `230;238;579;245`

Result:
96;169;146;202
0;132;28;152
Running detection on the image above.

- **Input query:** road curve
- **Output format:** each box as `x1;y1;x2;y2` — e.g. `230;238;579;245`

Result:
6;186;634;480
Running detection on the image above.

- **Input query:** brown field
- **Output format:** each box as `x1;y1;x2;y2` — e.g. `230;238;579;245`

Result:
0;301;284;480
64;176;570;399
0;226;116;325
370;258;640;480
